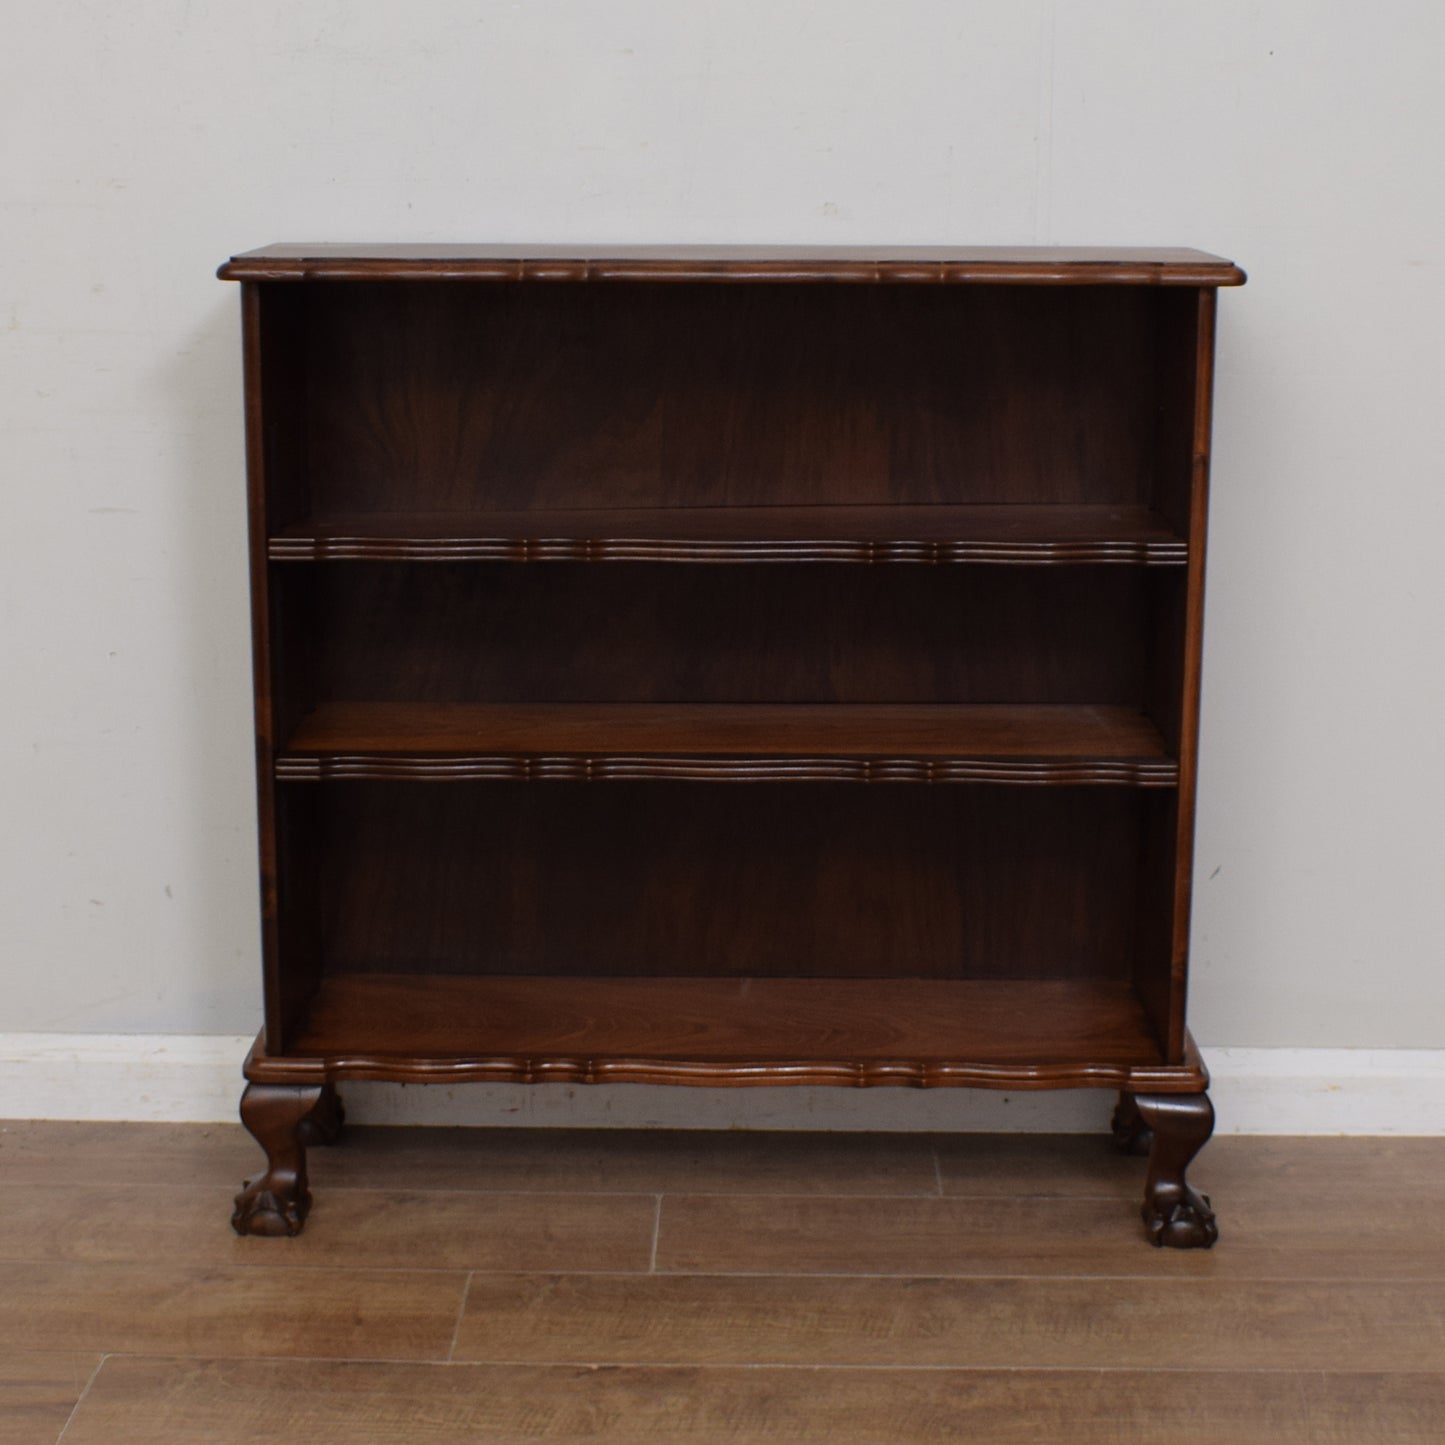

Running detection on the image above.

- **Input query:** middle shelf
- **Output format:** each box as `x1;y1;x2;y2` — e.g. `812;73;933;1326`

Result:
276;702;1176;785
268;503;1188;565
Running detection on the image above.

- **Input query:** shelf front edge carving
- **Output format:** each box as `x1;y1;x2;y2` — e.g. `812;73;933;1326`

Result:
242;1035;1210;1093
274;753;1181;786
268;536;1188;565
221;256;1246;287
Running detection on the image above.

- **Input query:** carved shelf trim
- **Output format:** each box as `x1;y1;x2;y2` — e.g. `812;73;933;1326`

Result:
275;752;1180;786
267;505;1188;566
268;536;1188;566
243;1043;1210;1093
277;702;1178;787
220;245;1246;287
243;978;1209;1093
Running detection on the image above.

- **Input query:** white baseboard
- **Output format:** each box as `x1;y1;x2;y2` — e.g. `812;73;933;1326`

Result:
1;1035;1440;1134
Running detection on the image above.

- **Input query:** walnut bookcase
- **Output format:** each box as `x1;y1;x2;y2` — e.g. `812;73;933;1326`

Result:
220;244;1244;1246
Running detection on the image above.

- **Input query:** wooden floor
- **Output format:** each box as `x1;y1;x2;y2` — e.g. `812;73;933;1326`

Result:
1;1122;1442;1442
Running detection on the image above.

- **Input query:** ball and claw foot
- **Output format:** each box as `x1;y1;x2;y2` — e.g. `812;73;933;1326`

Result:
1144;1182;1219;1249
231;1083;343;1237
1122;1091;1219;1250
231;1179;309;1237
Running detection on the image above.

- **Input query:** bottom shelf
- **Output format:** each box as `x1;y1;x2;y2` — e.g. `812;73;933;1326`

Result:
247;975;1206;1092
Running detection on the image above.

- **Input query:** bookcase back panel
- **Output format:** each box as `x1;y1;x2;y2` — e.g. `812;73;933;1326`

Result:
290;564;1155;706
301;783;1145;983
294;283;1162;513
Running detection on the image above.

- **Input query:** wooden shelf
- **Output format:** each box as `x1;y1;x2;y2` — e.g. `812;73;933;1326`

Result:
220;243;1246;287
245;975;1206;1091
268;505;1187;565
276;702;1178;785
223;245;1240;1244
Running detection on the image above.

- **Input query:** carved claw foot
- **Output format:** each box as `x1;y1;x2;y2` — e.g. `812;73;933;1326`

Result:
1132;1092;1218;1250
1110;1091;1153;1157
1144;1182;1218;1249
231;1178;309;1237
232;1083;341;1237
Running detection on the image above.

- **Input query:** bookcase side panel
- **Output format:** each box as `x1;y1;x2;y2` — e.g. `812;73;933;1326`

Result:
1138;287;1217;1062
248;284;322;1051
1168;287;1220;1060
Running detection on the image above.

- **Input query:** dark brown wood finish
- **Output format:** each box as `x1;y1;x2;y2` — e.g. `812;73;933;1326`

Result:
268;503;1187;564
287;563;1162;708
1131;1093;1219;1248
1165;287;1222;1062
296;783;1150;984
239;287;286;1055
219;243;1247;286
291;282;1165;515
231;1083;344;1237
244;976;1208;1090
278;701;1176;784
224;245;1242;1244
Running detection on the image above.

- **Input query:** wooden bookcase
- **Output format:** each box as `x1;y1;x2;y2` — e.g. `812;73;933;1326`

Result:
220;244;1245;1246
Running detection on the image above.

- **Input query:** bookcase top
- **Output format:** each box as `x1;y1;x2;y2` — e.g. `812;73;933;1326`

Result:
219;244;1245;286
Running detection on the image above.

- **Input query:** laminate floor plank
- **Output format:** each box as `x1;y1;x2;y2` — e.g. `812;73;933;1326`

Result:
0;1122;941;1197
935;1133;1445;1201
307;1127;940;1198
0;1263;465;1360
0;1184;655;1273
932;1132;1147;1198
0;1121;245;1190
8;1122;1442;1204
656;1192;1445;1279
0;1351;99;1445
1301;1372;1445;1442
4;1121;1444;1443
57;1357;1445;1445
453;1273;1445;1370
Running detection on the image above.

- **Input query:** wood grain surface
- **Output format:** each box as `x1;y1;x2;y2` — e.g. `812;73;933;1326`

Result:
1;1124;1439;1443
250;976;1195;1092
268;503;1188;564
281;701;1173;776
219;242;1246;285
54;1362;1435;1445
453;1272;1445;1370
0;1352;98;1445
236;265;1226;1144
0;1262;464;1359
262;780;1173;1044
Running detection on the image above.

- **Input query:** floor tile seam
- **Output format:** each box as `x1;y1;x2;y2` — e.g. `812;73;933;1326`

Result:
431;1357;1445;1375
0;1184;1078;1200
446;1273;474;1364
642;1267;1445;1284
0;1260;515;1279
646;1188;1420;1203
52;1352;107;1444
65;1352;1445;1377
35;1348;502;1366
5;1261;1438;1284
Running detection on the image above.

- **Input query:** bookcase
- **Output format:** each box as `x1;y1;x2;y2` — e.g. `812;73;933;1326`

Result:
220;244;1244;1247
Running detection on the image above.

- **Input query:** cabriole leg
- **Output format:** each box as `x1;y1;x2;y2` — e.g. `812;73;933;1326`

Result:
232;1082;343;1237
1110;1090;1152;1156
1132;1091;1218;1249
